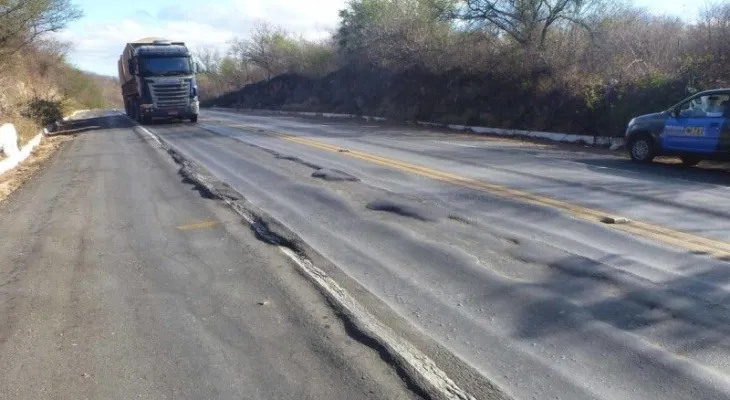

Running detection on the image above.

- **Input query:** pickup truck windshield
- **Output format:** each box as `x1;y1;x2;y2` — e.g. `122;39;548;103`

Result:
140;57;191;76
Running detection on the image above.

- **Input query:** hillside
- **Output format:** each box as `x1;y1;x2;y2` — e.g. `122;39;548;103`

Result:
0;1;116;146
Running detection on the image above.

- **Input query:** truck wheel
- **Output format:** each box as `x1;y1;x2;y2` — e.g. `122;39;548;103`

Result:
680;156;701;167
131;100;140;122
135;103;143;123
629;134;655;163
190;115;198;123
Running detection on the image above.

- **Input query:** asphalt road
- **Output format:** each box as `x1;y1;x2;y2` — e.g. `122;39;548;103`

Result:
143;108;730;400
0;111;422;400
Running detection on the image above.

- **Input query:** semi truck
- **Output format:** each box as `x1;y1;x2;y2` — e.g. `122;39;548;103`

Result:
118;37;200;124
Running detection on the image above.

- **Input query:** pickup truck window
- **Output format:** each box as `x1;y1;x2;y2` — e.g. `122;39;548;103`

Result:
679;94;730;118
139;57;192;76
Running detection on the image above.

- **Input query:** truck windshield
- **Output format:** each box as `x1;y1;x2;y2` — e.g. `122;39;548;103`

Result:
139;57;191;76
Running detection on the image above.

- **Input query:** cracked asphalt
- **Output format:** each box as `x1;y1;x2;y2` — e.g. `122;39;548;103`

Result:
0;111;422;400
144;108;730;400
7;106;730;400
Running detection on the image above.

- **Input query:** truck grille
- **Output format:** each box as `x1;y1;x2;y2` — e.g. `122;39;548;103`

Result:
150;81;190;109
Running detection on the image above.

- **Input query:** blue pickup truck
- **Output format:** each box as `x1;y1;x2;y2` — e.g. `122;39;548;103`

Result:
625;89;730;165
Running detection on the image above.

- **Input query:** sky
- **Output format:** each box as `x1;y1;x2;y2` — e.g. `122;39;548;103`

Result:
57;0;696;76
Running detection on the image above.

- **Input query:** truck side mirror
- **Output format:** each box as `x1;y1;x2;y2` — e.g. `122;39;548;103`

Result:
194;61;205;74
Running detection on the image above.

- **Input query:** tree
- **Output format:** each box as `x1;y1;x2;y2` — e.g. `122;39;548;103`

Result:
228;22;337;79
297;39;337;75
0;0;83;55
336;0;455;69
444;0;599;49
337;0;385;56
218;55;256;87
230;22;298;80
195;47;223;75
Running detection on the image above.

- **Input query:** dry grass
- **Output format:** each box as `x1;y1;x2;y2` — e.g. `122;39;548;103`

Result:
0;135;72;203
12;116;42;144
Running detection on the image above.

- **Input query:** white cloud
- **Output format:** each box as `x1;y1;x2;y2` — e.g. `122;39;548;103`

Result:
57;19;235;76
57;0;346;76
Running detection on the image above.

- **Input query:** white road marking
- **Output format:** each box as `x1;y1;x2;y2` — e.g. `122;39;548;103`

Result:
116;111;162;145
277;247;477;400
227;203;478;400
431;140;482;148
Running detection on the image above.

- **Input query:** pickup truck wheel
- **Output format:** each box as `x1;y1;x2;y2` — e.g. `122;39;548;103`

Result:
629;134;656;163
189;115;198;123
680;156;701;167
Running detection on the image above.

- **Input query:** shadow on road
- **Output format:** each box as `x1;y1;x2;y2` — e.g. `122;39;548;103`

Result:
575;157;730;187
46;114;136;136
512;254;730;357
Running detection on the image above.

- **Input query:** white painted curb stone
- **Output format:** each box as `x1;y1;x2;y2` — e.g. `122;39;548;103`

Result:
0;132;42;176
0;123;19;157
0;109;89;177
212;107;626;150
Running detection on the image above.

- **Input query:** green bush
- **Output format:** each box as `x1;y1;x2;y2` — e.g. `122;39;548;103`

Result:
22;98;63;126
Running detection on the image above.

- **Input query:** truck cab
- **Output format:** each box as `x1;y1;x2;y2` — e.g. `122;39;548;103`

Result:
625;88;730;165
119;39;200;124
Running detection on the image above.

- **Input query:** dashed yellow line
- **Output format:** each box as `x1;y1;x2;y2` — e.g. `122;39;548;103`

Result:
176;219;218;231
221;122;730;259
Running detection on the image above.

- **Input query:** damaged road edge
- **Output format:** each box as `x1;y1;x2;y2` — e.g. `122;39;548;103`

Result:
132;120;486;400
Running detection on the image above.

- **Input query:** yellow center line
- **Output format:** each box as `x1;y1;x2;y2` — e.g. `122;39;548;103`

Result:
222;122;730;258
176;219;218;231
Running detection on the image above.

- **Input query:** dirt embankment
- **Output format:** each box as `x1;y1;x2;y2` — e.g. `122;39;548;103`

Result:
203;65;686;136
